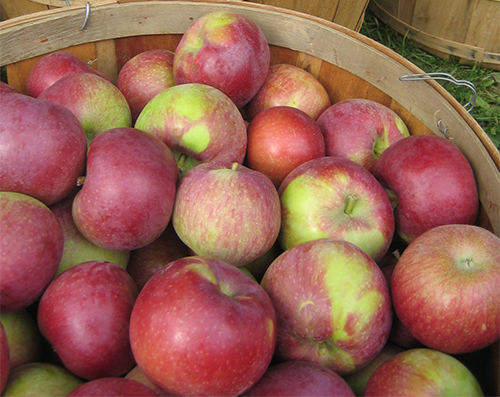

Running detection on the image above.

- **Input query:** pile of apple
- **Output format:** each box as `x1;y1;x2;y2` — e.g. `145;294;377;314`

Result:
1;10;499;397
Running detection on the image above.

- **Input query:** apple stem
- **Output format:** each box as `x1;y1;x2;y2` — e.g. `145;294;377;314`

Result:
344;194;358;215
231;162;239;171
178;153;187;175
373;147;385;156
76;176;86;186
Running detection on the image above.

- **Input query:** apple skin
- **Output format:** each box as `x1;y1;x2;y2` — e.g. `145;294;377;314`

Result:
260;238;392;376
0;82;20;94
38;72;132;143
0;309;43;369
116;49;175;122
390;224;500;355
67;377;160;396
245;106;326;187
0;323;9;394
125;365;169;396
364;348;483;396
373;134;479;243
278;156;395;263
0;192;64;312
246;63;331;121
0;93;87;206
72;127;178;251
317;98;410;173
172;161;281;267
129;256;277;396
135;83;247;177
26;51;111;98
1;362;85;396
173;11;270;108
243;360;355;397
37;261;138;380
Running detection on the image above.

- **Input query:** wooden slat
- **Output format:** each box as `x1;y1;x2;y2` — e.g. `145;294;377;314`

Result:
465;0;500;54
0;0;49;20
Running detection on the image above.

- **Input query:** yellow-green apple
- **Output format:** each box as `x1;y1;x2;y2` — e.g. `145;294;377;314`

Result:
38;73;132;143
0;323;9;394
261;238;392;376
37;261;138;380
26;51;111;98
343;342;404;396
49;191;130;277
126;222;190;291
72;127;178;251
373;134;479;243
317;98;410;173
172;161;281;267
0;94;87;205
1;362;85;396
245;106;326;187
246;63;331;121
278;156;395;262
67;377;159;396
135;83;247;177
390;224;500;354
364;348;483;396
116;49;175;122
129;256;277;396
0;309;43;369
243;360;355;396
0;192;63;312
173;11;270;108
125;366;169;396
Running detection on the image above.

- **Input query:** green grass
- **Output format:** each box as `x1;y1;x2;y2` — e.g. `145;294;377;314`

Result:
360;8;500;149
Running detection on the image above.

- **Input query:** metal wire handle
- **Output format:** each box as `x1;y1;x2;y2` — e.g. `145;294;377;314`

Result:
63;0;90;30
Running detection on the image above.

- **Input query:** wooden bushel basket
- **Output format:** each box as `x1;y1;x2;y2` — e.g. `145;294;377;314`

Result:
0;1;499;393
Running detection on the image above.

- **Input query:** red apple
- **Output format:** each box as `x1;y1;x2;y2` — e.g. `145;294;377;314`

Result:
0;191;64;312
38;72;132;143
317;98;410;173
66;377;159;396
135;83;247;177
279;156;395;263
261;238;392;376
26;51;110;98
0;82;20;94
172;161;281;267
391;224;500;354
116;49;175;122
37;261;138;380
173;11;270;108
373;134;479;243
72;127;178;251
245;106;326;187
0;93;87;205
125;365;169;396
364;348;483;396
129;256;277;396
246;63;331;121
0;323;9;394
243;360;355;396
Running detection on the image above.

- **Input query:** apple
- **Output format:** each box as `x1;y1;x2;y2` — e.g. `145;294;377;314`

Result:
0;82;20;94
0;93;87;206
135;83;247;177
373;134;479;243
364;348;483;396
390;224;500;354
0;309;43;369
343;342;404;396
243;360;355;396
116;49;175;122
38;72;132;143
126;222;190;291
172;161;281;267
278;156;395;263
261;238;392;376
72;127;178;251
0;323;9;394
316;98;410;173
66;377;159;396
37;261;138;380
49;191;130;277
0;192;64;312
129;256;277;396
244;242;283;283
26;51;111;98
125;365;169;396
245;106;326;187
173;11;270;108
1;362;85;396
246;63;331;121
